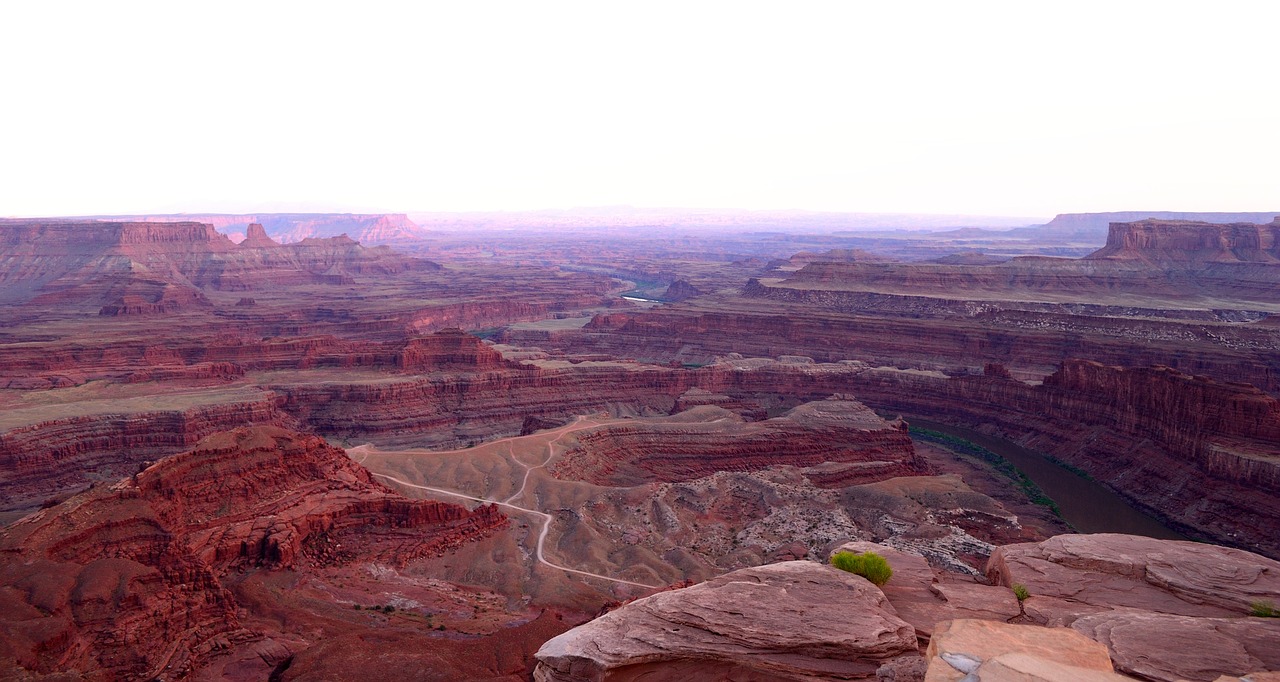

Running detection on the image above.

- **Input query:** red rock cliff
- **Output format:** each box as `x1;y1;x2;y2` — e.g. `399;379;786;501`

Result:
0;426;504;680
1088;218;1280;263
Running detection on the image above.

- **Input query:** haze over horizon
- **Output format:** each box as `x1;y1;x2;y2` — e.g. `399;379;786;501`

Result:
2;1;1278;218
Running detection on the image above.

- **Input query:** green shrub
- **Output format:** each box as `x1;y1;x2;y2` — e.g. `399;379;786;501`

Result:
830;550;893;586
1013;584;1030;602
1250;600;1278;618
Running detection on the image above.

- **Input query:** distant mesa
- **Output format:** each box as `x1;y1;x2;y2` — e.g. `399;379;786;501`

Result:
0;219;441;309
927;250;1010;265
1015;211;1280;244
753;217;1280;305
788;248;890;267
1087;217;1280;264
74;212;430;245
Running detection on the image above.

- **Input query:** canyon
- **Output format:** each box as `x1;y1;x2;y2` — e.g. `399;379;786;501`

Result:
0;215;1277;679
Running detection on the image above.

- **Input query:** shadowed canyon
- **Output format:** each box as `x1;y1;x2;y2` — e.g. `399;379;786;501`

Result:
1;212;1278;681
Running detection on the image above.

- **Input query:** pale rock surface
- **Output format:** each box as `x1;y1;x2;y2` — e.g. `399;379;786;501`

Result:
975;652;1136;682
1070;609;1280;682
1211;673;1280;682
923;619;1121;682
533;560;918;681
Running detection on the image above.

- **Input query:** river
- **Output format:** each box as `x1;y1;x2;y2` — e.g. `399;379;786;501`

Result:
910;418;1188;540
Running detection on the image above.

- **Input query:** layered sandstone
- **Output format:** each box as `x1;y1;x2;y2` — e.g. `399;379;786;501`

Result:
551;398;921;486
570;299;1279;391
272;356;874;447
551;219;1280;393
0;329;509;388
0;353;865;514
1088;218;1280;264
0;426;504;680
0;393;292;513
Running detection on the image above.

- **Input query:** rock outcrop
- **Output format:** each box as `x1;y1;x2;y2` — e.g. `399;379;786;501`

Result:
0;426;504;680
533;561;920;681
988;534;1280;623
989;534;1280;682
537;535;1280;682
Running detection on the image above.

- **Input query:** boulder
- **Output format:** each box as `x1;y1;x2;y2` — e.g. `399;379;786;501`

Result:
1070;609;1280;682
533;560;918;681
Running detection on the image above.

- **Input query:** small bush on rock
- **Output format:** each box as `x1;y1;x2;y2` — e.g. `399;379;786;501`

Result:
830;550;893;586
1013;584;1030;601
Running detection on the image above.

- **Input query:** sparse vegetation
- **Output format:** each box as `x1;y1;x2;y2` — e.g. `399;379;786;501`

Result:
830;550;893;586
1013;584;1030;602
1250;600;1278;617
910;427;1063;517
1046;455;1093;481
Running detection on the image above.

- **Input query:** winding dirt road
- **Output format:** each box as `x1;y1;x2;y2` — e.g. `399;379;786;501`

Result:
356;416;661;590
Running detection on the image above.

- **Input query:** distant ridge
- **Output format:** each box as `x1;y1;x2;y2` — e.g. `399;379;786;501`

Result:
407;207;1044;233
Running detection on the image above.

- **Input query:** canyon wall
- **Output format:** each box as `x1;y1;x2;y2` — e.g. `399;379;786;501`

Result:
847;360;1280;558
0;426;503;680
567;305;1279;390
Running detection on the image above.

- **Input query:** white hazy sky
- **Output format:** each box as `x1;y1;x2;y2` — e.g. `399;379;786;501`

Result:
2;1;1277;218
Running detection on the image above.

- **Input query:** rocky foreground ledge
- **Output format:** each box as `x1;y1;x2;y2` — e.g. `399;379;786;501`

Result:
534;534;1280;682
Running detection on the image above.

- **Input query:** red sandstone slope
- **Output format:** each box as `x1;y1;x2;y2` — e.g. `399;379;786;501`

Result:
0;426;504;680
